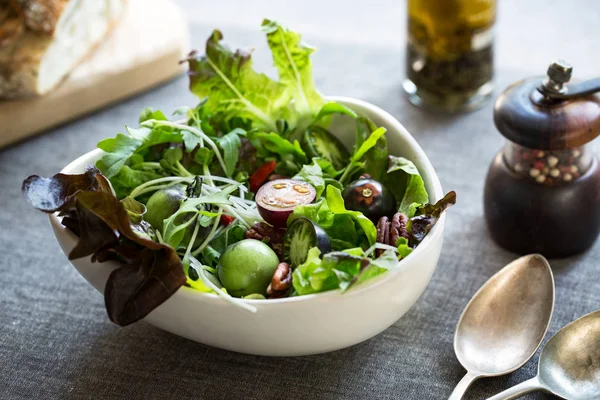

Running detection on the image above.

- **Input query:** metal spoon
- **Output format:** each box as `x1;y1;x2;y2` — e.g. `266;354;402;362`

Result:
448;254;555;400
487;309;600;400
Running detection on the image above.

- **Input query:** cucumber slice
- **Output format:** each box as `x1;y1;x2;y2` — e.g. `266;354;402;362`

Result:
302;127;350;170
284;217;331;267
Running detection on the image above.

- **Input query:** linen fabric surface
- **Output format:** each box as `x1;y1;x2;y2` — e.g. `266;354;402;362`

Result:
1;0;599;398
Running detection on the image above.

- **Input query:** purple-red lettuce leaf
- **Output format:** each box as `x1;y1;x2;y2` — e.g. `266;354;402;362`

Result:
22;166;105;212
410;191;456;245
22;167;185;326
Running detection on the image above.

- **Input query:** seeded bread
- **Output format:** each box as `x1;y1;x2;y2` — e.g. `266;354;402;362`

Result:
0;0;125;99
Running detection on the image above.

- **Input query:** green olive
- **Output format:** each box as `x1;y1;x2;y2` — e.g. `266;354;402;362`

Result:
144;185;186;231
217;239;279;297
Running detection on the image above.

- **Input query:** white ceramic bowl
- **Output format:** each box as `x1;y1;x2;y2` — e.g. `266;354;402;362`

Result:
50;96;445;356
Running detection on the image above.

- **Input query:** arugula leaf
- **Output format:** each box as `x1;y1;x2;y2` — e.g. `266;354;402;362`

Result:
356;117;388;181
194;148;215;166
139;108;168;123
338;127;387;184
385;156;429;217
217;128;243;177
96;125;182;178
186;30;291;133
162;194;231;249
247;131;308;164
110;166;164;199
96;134;143;178
181;130;202;152
352;127;387;161
316;102;358;120
261;19;324;122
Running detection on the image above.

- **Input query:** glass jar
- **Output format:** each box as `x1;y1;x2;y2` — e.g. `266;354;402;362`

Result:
403;0;495;112
503;142;593;186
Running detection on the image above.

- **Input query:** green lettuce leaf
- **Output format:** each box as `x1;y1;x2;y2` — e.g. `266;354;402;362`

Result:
292;157;339;198
262;19;324;122
292;247;399;295
354;250;398;286
385;156;429;217
396;237;413;259
289;185;376;249
325;186;377;246
186;30;291;133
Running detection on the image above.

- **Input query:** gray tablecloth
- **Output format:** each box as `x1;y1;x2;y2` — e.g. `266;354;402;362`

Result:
2;1;599;399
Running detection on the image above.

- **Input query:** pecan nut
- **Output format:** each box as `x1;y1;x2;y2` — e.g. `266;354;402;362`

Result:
390;213;409;245
267;262;292;298
375;216;391;258
245;222;287;259
375;213;410;257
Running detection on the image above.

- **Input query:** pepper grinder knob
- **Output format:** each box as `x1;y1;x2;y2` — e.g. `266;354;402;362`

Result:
543;60;573;94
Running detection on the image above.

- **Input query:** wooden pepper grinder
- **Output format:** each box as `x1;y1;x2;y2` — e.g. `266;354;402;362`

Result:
484;60;600;258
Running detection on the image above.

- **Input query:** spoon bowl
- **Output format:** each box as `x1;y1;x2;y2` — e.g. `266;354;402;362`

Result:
540;310;600;398
488;310;600;400
449;254;555;399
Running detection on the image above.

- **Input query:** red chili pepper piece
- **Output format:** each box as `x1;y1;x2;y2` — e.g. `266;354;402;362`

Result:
220;215;235;226
249;161;277;192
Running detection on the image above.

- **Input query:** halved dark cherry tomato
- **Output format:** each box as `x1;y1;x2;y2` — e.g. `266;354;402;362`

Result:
256;179;316;227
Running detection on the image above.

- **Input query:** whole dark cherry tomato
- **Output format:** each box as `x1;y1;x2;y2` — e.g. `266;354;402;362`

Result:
342;178;397;223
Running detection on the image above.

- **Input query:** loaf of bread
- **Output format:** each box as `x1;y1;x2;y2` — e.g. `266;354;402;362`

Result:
0;0;125;99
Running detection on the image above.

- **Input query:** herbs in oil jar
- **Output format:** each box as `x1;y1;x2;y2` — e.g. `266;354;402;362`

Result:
404;0;495;112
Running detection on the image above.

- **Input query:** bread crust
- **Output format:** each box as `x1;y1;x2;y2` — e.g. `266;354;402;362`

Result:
0;0;124;99
17;0;70;35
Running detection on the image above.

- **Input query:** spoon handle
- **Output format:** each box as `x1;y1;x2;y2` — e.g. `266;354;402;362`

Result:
448;371;479;400
486;377;544;400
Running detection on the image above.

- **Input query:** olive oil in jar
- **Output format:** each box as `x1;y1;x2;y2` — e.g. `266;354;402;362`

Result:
403;0;495;112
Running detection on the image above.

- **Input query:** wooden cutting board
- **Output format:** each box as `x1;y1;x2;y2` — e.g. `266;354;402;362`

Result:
0;0;190;148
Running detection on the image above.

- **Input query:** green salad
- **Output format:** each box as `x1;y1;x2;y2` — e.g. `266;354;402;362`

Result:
22;20;455;326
